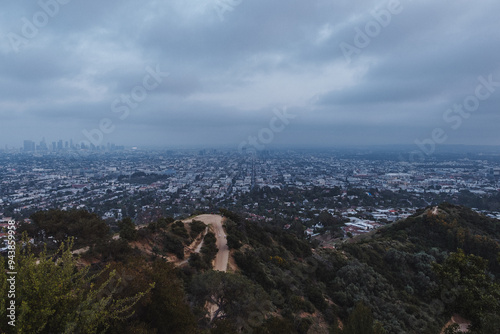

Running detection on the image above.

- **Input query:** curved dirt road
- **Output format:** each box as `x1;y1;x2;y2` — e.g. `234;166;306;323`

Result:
183;214;228;272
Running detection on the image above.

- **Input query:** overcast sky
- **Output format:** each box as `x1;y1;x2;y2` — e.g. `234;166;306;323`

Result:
1;0;499;150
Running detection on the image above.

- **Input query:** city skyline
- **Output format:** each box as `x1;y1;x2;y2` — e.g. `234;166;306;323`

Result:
19;138;126;152
4;137;500;153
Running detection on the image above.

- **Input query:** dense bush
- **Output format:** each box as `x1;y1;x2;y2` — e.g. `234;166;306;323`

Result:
27;209;110;248
171;221;189;239
200;232;218;268
190;220;206;238
163;232;185;259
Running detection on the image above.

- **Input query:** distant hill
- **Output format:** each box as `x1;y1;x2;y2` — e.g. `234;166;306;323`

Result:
379;203;500;275
334;203;500;333
219;203;500;333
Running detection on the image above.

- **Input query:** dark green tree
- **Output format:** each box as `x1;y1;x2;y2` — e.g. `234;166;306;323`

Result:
119;217;137;241
145;260;199;334
432;249;500;332
342;302;386;334
0;238;151;334
189;271;273;327
28;209;110;248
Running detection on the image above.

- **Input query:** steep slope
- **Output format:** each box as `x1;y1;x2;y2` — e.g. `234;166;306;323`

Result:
4;204;500;333
219;204;500;333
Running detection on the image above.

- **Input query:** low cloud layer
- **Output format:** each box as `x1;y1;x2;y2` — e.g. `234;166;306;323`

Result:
1;0;499;149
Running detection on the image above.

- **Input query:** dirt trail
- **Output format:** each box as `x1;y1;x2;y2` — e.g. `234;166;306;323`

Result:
440;314;470;333
183;215;228;321
76;215;229;274
183;214;228;272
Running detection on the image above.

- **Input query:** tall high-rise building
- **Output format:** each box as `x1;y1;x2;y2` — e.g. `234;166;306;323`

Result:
39;138;48;151
23;140;35;152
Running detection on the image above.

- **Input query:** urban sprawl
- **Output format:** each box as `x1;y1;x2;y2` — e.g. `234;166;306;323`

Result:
2;143;500;246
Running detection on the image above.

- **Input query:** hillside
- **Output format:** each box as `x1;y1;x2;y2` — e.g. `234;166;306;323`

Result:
335;203;500;333
1;204;499;333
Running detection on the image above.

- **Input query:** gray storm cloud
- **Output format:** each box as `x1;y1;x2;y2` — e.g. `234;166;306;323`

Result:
1;0;499;148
